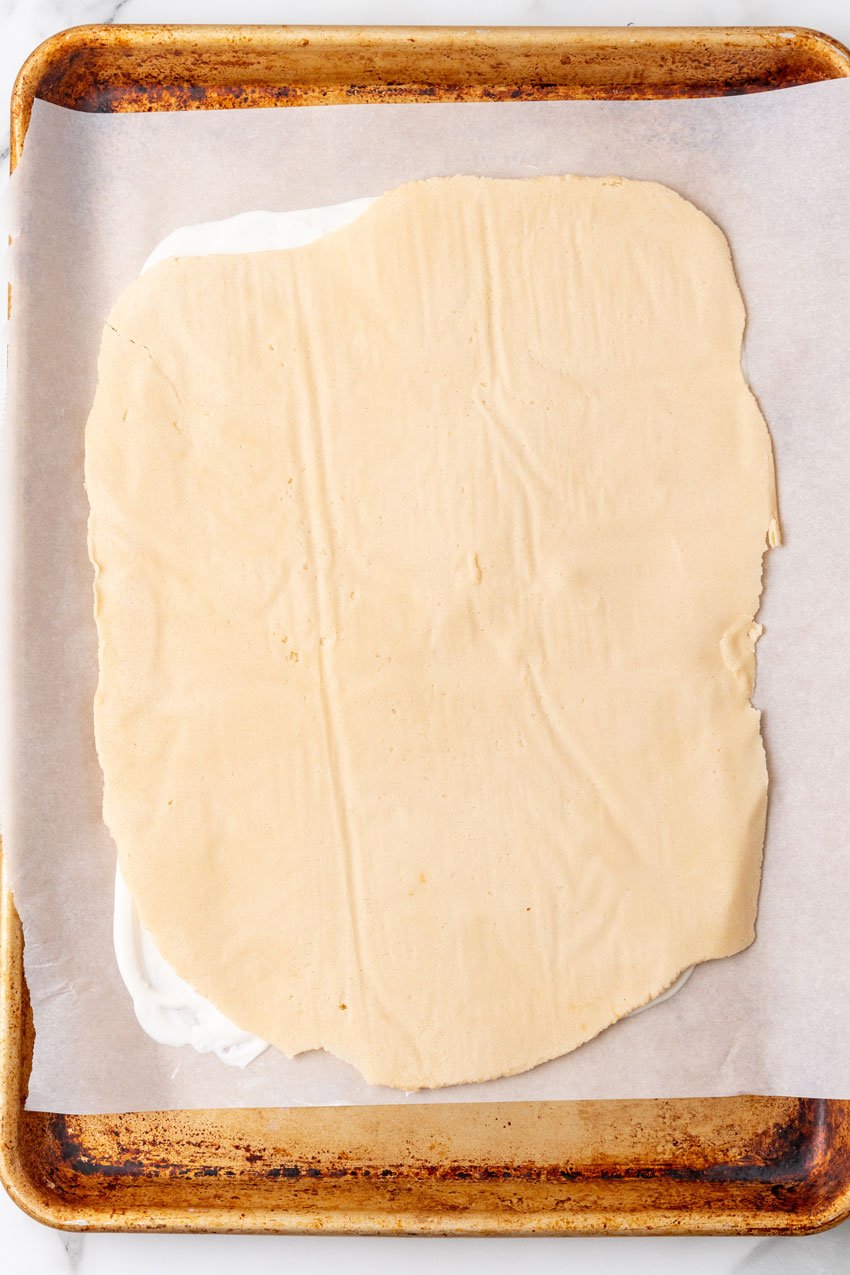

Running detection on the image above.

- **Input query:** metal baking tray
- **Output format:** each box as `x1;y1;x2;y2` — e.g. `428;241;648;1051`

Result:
3;23;850;1237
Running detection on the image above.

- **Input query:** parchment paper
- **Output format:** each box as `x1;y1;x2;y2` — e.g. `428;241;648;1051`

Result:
4;82;850;1114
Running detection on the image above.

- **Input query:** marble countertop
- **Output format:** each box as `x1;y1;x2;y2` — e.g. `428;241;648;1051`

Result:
2;1;850;1271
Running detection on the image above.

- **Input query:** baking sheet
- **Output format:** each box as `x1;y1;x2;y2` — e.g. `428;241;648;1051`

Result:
3;82;850;1114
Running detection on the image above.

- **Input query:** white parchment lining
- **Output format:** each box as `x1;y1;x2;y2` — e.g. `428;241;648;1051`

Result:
4;83;850;1112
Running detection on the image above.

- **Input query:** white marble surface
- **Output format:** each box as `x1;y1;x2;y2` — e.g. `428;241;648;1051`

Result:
2;1;850;1270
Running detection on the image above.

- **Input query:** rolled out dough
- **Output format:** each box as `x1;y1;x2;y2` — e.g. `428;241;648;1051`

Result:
86;175;778;1090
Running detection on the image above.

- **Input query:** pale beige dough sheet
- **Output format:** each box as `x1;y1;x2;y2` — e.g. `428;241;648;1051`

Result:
85;174;778;1091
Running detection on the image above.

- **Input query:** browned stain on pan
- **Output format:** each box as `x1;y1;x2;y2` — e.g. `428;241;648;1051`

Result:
9;1087;850;1235
3;23;850;1237
11;24;850;161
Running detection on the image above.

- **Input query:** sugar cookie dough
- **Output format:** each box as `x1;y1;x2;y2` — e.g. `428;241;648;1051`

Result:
86;175;778;1090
